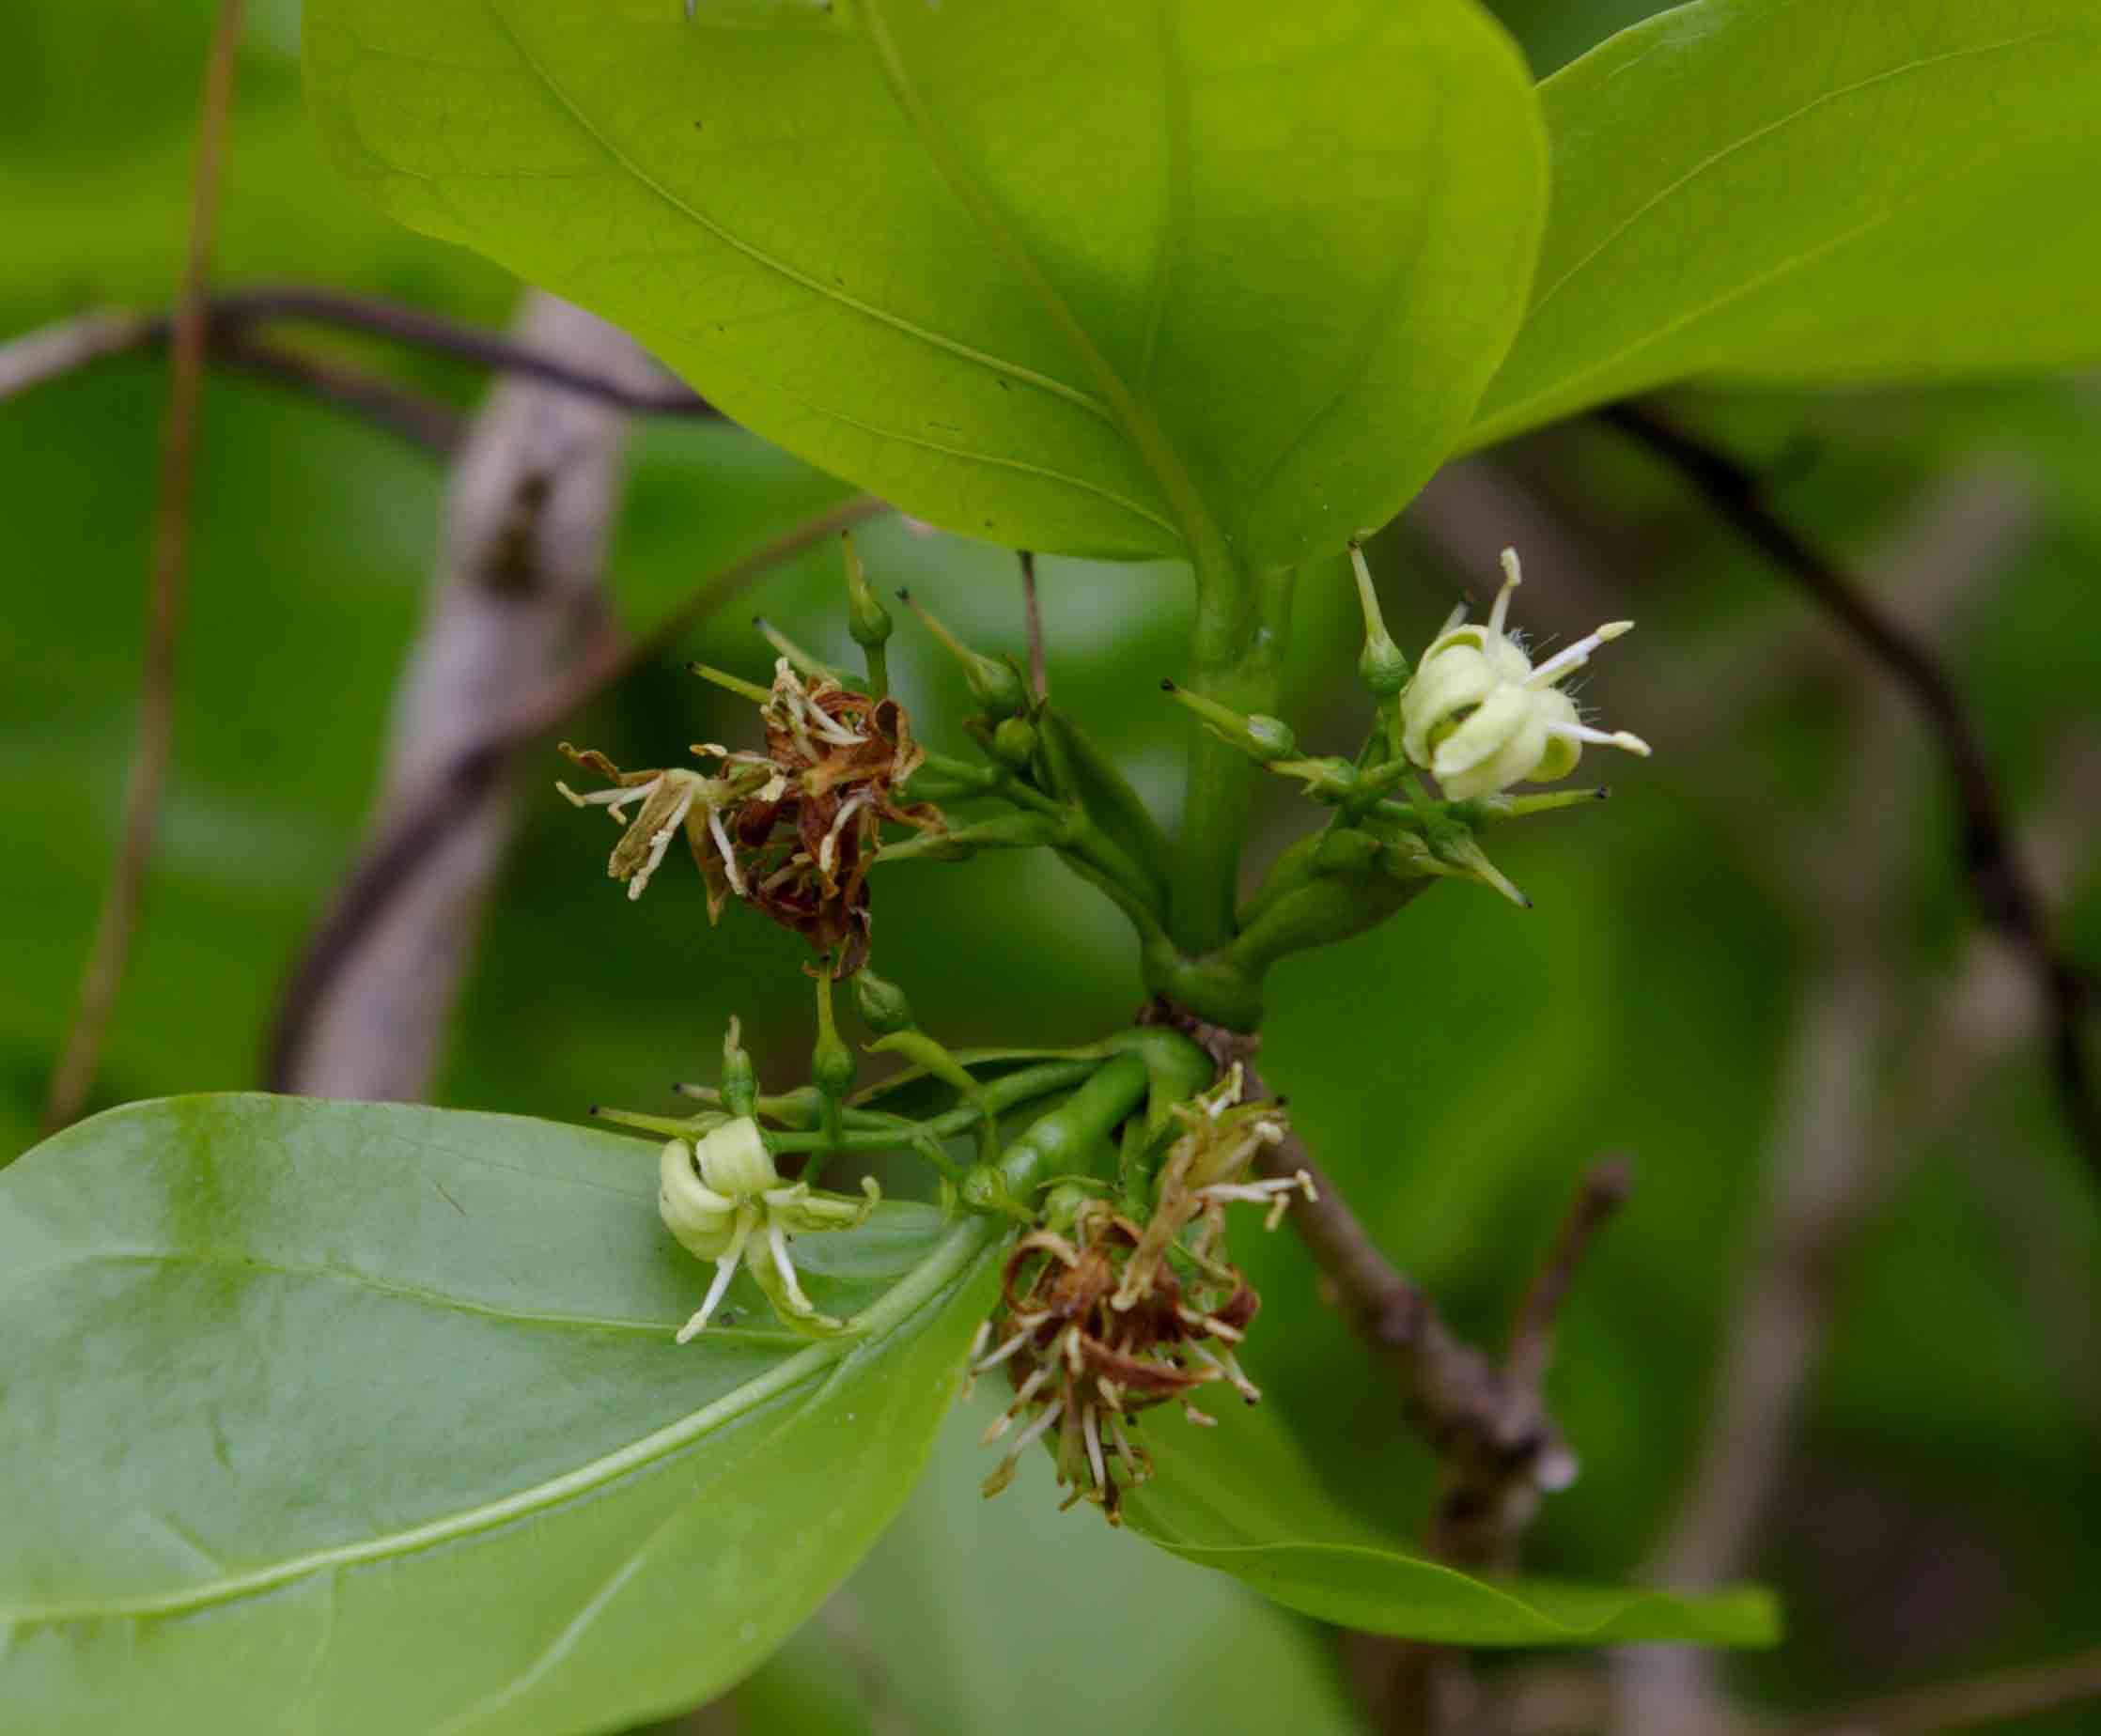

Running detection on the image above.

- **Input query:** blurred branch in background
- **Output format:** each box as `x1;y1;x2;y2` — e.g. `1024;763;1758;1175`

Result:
275;291;650;1100
40;0;245;1134
1599;401;2100;1183
0;284;719;450
263;488;884;1093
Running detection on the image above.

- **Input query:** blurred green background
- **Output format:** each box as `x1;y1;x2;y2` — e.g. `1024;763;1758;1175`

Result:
5;2;2097;1731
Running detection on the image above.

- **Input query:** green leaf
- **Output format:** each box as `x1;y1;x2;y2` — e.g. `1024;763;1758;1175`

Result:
0;1095;1000;1733
1467;0;2101;447
1123;1388;1779;1647
305;0;1546;568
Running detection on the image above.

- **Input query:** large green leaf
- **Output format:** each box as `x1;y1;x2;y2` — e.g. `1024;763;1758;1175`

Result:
1124;1387;1778;1646
1467;0;2101;446
305;0;1546;567
0;1095;1000;1733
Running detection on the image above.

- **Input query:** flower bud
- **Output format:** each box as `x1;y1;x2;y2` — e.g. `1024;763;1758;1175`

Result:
897;590;1028;718
850;967;916;1035
990;716;1038;771
1160;679;1297;763
840;531;893;651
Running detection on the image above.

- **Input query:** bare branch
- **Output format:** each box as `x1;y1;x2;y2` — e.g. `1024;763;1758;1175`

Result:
1597;399;2098;1182
278;293;650;1100
1807;1644;2101;1736
42;0;245;1134
214;333;464;456
1;285;720;420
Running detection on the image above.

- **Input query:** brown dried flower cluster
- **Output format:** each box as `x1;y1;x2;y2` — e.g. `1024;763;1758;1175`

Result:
558;659;941;971
967;1068;1315;1522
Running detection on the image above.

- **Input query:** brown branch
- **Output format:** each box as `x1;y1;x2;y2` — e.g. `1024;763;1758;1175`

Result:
1806;1643;2101;1736
1;286;721;421
1019;550;1048;699
264;491;886;1090
213;333;464;456
41;0;245;1134
1597;399;2098;1183
1139;1005;1629;1573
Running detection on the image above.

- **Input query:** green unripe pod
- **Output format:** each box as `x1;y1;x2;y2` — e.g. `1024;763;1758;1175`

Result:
898;589;1028;718
990;716;1038;770
960;1163;1018;1217
849;967;916;1035
840;531;893;650
1358;635;1410;698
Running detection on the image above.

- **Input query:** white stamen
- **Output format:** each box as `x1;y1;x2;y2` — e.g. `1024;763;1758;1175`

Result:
1438;601;1470;636
676;1251;741;1343
1063;1325;1085;1374
1108;1412;1147;1481
1487;547;1523;638
629;783;697;901
979;1367;1053;1444
707;807;748;895
1181;1401;1218;1427
1004;1396;1064;1461
972;1325;1035;1375
1082;1404;1108;1491
1545;721;1652;755
768;1223;815;1313
1177;1303;1244;1343
818;791;870;876
1526;620;1634;689
558;779;655;812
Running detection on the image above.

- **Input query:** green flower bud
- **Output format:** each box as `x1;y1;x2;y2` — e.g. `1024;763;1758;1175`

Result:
840;530;892;650
850;967;917;1035
1348;540;1410;699
898;590;1028;718
1160;679;1298;764
990;715;1038;771
720;1015;758;1118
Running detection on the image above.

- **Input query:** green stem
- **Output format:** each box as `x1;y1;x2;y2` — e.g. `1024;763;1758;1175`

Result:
1171;549;1286;954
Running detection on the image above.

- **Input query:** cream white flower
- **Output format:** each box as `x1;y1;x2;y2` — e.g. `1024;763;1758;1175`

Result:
658;1117;877;1341
1400;548;1650;801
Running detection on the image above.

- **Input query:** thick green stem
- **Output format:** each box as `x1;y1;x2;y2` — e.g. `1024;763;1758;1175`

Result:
1170;549;1289;954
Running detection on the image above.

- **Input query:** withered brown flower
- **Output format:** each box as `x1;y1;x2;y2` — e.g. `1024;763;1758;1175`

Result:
966;1066;1315;1521
558;659;942;971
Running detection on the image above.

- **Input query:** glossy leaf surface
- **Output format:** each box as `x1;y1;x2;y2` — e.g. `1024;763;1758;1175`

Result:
305;0;1546;566
1124;1387;1778;1646
1469;0;2101;446
1;1095;997;1733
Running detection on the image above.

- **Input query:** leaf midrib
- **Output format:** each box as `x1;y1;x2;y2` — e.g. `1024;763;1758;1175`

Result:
1;1245;810;1341
857;0;1226;569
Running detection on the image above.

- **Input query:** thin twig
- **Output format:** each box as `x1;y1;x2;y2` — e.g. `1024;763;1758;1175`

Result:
1138;1006;1627;1571
41;0;245;1134
1597;400;2098;1182
0;286;718;418
213;333;464;456
1807;1643;2101;1736
264;492;886;1088
1019;550;1047;699
1501;1158;1634;1410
